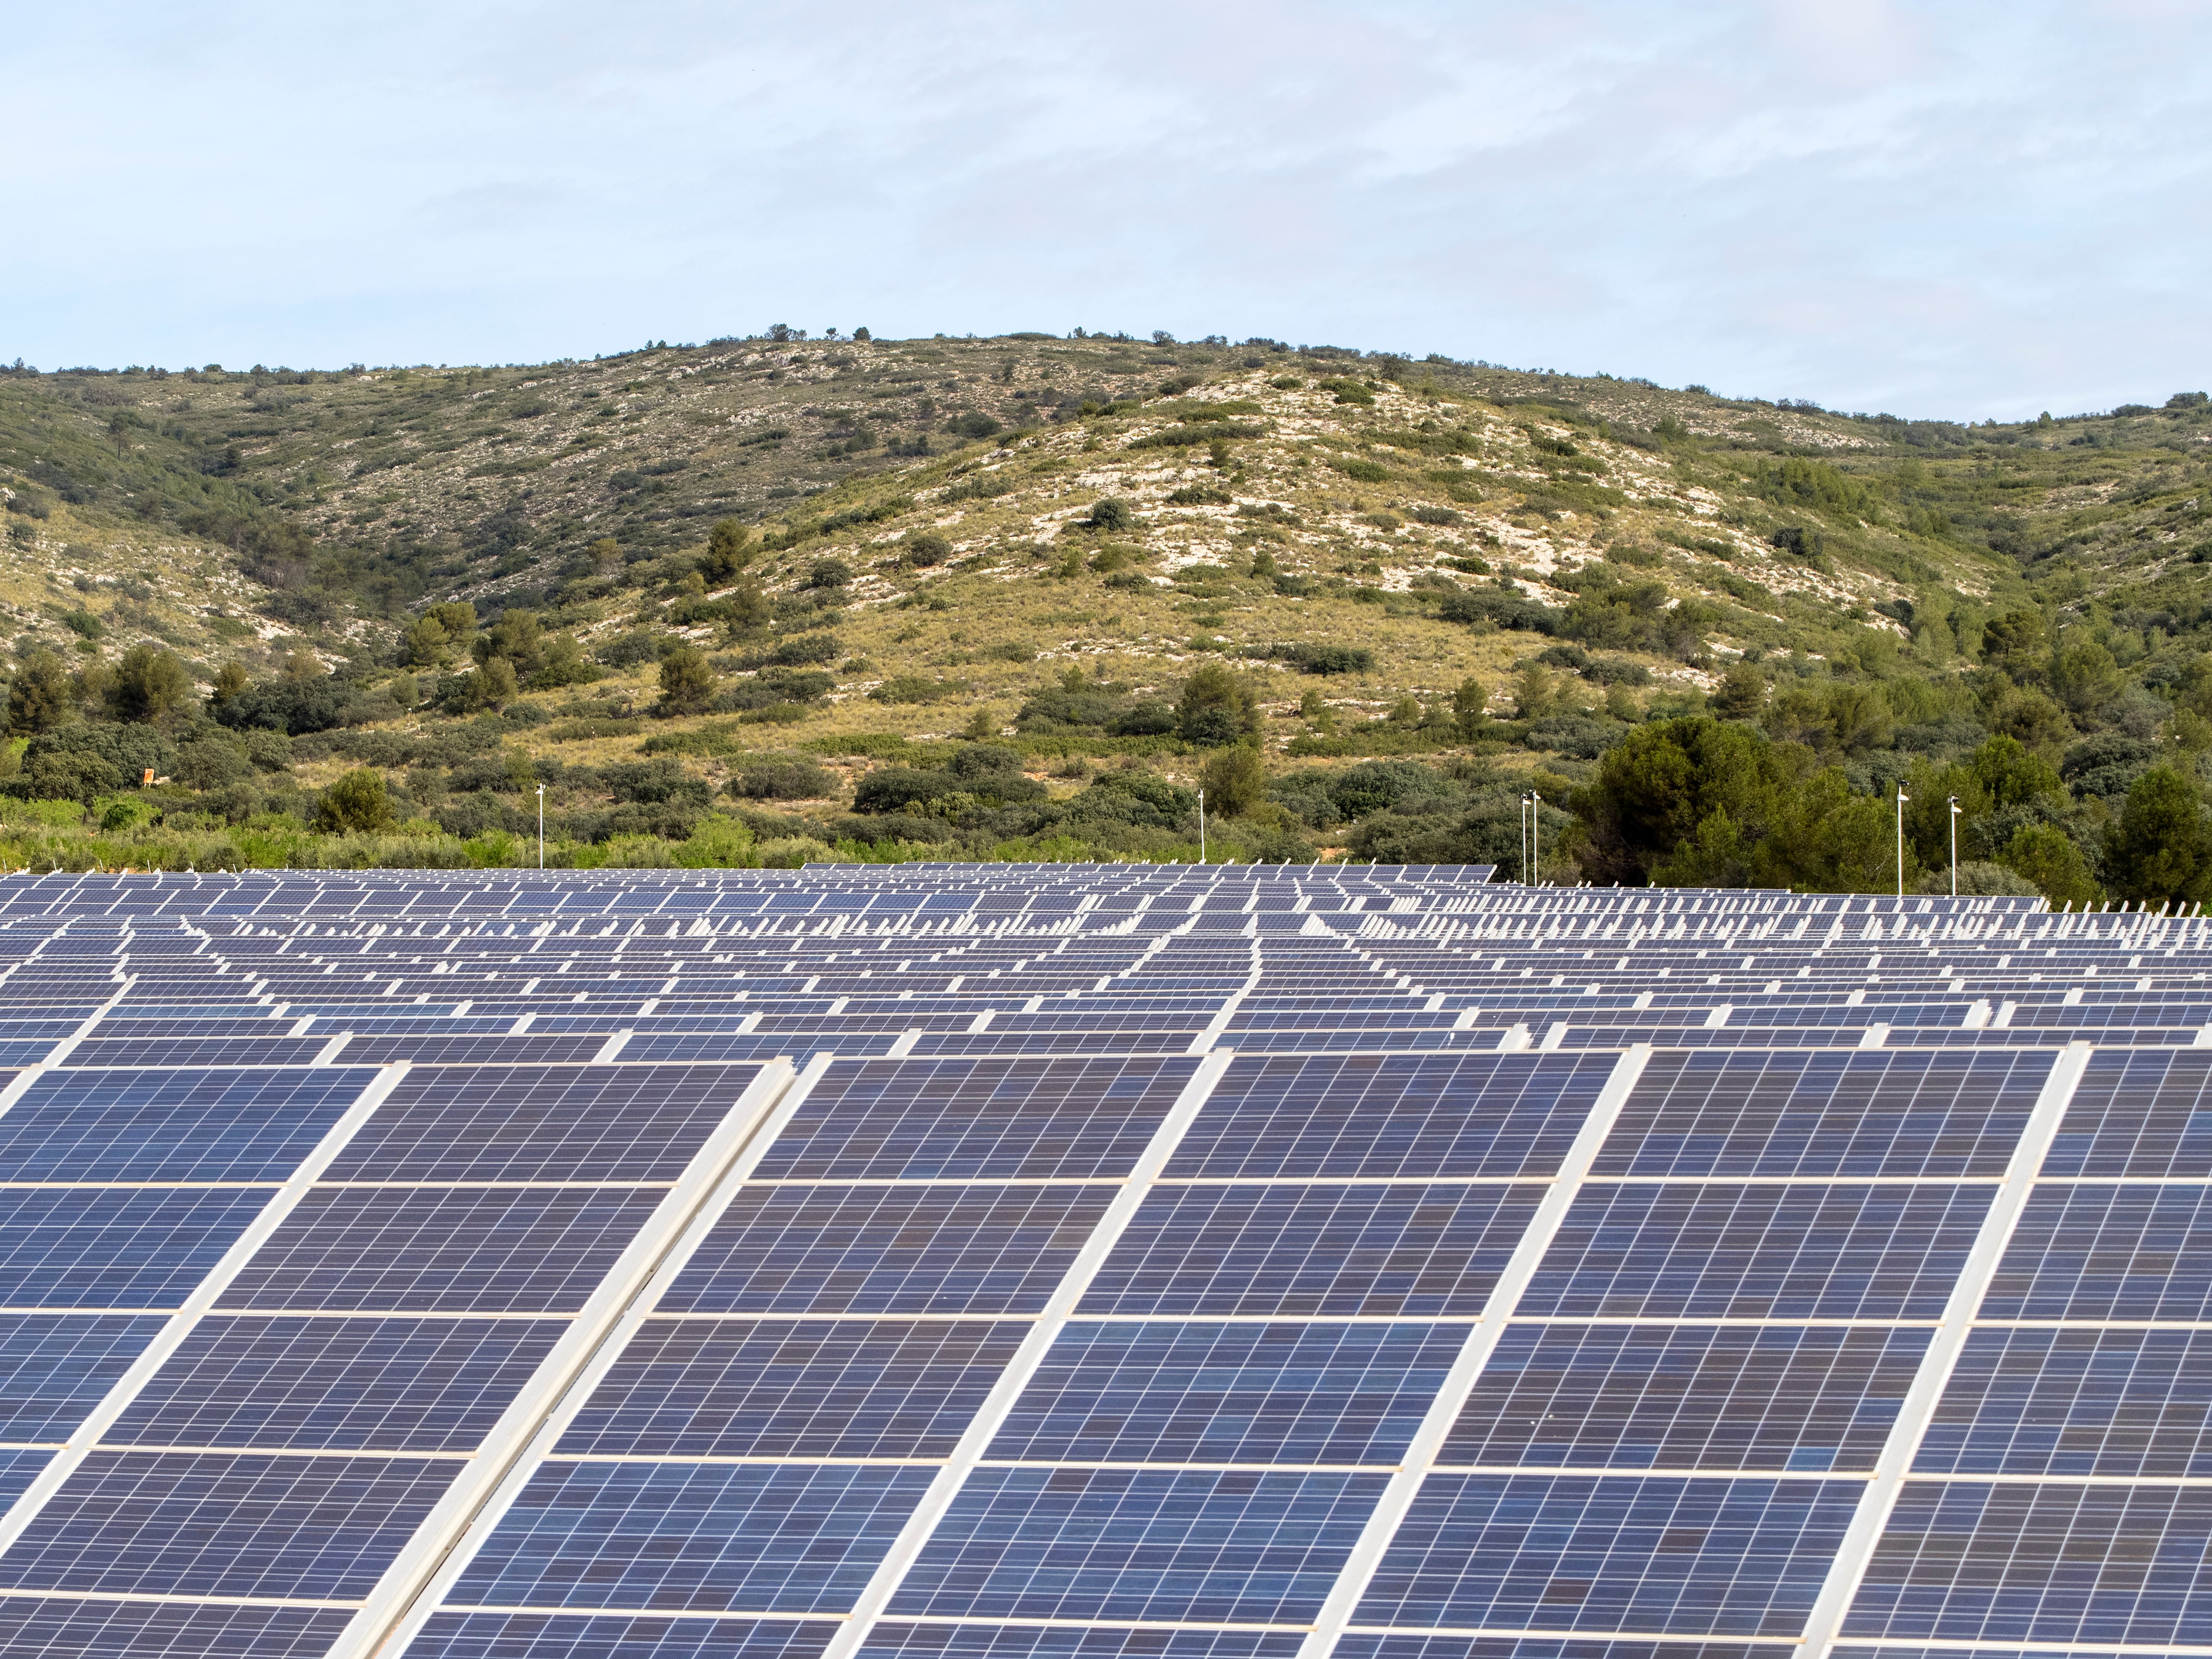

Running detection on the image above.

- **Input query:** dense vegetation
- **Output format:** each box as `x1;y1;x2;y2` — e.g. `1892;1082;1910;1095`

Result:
3;336;2211;898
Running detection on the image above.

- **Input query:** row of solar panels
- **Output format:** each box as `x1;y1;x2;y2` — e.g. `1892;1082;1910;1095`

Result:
0;873;2204;1659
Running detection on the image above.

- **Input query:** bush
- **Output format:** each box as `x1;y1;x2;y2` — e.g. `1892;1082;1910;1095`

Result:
1436;591;1564;634
730;760;836;800
656;646;717;716
602;758;711;805
1178;664;1262;746
952;413;1003;440
803;558;853;590
902;532;951;566
1273;644;1373;675
595;632;666;668
1084;498;1136;532
108;646;192;722
314;769;396;834
871;676;970;704
1200;745;1268;816
212;675;356;735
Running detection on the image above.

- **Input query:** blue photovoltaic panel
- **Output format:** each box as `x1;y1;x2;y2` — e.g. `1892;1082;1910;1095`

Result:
321;1063;760;1182
1079;1184;1548;1318
1443;1324;1932;1472
0;1067;376;1182
2044;1049;2212;1177
751;1057;1198;1182
662;1185;1117;1315
1353;1473;1863;1635
0;1450;461;1601
1167;1054;1613;1180
446;1461;937;1613
106;1315;571;1452
859;1628;1306;1659
0;1313;169;1439
1330;1641;1780;1659
0;1188;274;1308
1593;1051;2047;1179
885;1467;1392;1625
60;1038;337;1068
341;1034;623;1066
408;1613;840;1659
223;1188;670;1313
0;1449;52;1508
625;1033;898;1061
1916;1327;2212;1477
988;1321;1468;1465
0;1598;357;1659
1521;1184;1996;1321
559;1318;1030;1459
1842;1481;2212;1646
1983;1185;2212;1320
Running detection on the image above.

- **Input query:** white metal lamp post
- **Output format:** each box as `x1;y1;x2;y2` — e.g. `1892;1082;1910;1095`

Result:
1895;787;1909;899
1948;795;1960;897
1530;791;1541;887
536;785;544;870
1197;789;1205;865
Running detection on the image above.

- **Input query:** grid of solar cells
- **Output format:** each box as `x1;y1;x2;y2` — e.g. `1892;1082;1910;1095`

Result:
0;868;2195;1659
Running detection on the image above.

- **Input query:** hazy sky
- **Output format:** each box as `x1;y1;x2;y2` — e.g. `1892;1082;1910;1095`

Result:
9;1;2211;418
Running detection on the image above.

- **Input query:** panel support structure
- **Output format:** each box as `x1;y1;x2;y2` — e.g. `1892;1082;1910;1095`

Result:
1795;1039;2092;1659
1299;1042;1655;1659
332;1054;825;1659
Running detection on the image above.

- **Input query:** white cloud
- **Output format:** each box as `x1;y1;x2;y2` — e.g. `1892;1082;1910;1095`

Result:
5;0;2211;413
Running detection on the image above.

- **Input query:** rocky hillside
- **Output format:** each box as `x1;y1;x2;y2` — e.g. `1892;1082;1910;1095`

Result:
0;337;2207;882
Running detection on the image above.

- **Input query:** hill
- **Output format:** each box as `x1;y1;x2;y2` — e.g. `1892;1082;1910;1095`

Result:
0;335;2209;894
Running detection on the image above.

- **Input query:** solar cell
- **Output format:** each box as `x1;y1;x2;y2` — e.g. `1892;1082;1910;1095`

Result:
1592;1052;2050;1179
106;1315;571;1452
1522;1184;1997;1322
1354;1473;1862;1635
989;1320;1469;1466
1169;1055;1614;1180
752;1058;1200;1182
0;1596;356;1659
1079;1185;1549;1318
0;1187;276;1308
1442;1324;1932;1472
885;1467;1393;1625
0;1449;461;1601
409;1614;840;1659
0;1312;170;1439
446;1461;938;1613
323;1064;765;1183
0;1067;379;1182
222;1187;673;1314
663;1185;1119;1316
1841;1480;2212;1646
560;1319;1033;1460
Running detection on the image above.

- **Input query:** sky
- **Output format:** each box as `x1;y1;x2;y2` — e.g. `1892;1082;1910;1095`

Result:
7;0;2212;420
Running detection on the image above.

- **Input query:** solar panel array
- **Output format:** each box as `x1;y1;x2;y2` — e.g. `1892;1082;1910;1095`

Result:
0;864;2202;1659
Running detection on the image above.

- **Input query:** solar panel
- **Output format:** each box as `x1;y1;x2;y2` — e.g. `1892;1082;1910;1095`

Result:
0;869;2195;1659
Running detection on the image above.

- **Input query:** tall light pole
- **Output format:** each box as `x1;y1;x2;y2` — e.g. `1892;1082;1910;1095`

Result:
536;785;544;870
1895;787;1909;900
1197;789;1206;865
1948;795;1960;897
1520;793;1529;884
1530;791;1542;887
